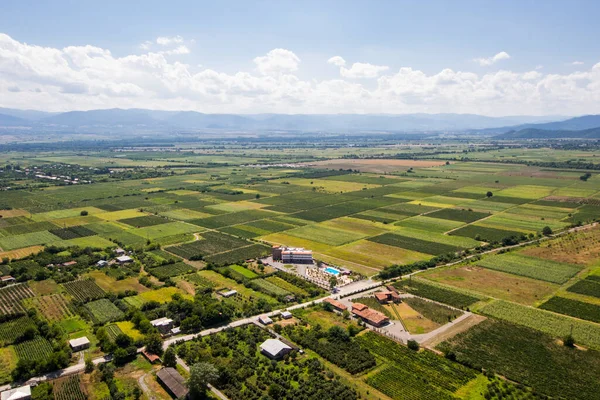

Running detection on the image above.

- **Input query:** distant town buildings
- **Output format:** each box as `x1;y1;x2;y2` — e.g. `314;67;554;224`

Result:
272;245;313;264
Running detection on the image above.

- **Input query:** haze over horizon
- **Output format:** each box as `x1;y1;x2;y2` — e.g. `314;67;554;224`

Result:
0;0;599;116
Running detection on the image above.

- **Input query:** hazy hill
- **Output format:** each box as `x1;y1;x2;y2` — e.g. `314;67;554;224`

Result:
496;126;600;140
479;115;600;134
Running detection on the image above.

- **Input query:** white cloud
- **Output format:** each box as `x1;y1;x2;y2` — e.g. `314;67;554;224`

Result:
535;65;544;70
571;61;584;65
253;48;300;76
139;41;153;50
1;33;599;115
327;56;346;67
474;51;511;66
340;62;389;79
164;45;190;55
156;35;184;46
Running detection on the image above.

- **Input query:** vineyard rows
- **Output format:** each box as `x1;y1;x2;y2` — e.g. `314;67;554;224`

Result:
0;283;34;317
0;316;35;346
14;337;53;361
26;294;74;322
53;374;87;400
63;279;106;302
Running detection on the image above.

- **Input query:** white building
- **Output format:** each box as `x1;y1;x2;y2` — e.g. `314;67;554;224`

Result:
281;311;293;319
219;289;238;298
69;336;91;352
116;255;133;264
258;315;273;325
260;339;292;359
1;385;31;400
151;317;174;334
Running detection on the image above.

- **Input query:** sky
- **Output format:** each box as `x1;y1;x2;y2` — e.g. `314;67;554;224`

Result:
0;0;599;116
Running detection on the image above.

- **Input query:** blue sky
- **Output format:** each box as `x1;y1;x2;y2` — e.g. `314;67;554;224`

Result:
0;0;599;115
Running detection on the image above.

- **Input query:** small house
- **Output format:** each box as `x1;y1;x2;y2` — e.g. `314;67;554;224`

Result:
156;367;189;399
0;276;16;284
96;260;108;267
69;336;91;352
114;248;126;255
258;315;273;325
142;349;161;364
1;385;31;400
219;289;237;298
150;317;174;334
323;297;347;312
351;303;389;327
281;311;293;319
260;339;292;360
62;261;77;267
116;255;133;264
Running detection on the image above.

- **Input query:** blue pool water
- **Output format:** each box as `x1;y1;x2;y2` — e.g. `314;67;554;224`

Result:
324;267;341;276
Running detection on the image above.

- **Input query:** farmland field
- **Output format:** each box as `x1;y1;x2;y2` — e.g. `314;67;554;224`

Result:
14;337;54;361
394;279;480;309
438;319;600;400
85;298;125;324
24;294;74;322
0;316;36;345
368;232;462;255
566;276;600;298
52;374;87;400
422;265;557;305
357;331;477;400
539;296;600;323
123;287;191;307
0;283;35;317
63;279;106;302
477;252;582;284
480;300;600;349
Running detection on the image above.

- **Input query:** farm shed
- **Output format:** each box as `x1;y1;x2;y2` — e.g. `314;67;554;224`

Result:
1;385;31;400
281;311;293;319
151;317;174;334
69;336;91;351
96;260;108;267
116;255;133;264
220;289;238;298
0;276;16;284
258;315;273;325
114;248;126;255
156;367;189;399
260;338;292;360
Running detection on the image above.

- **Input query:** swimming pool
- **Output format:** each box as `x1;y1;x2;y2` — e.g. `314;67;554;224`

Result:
324;267;341;276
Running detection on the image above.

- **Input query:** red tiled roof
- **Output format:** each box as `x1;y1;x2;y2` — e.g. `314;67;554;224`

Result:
352;307;389;325
375;292;391;301
142;350;160;363
324;297;347;310
352;303;368;311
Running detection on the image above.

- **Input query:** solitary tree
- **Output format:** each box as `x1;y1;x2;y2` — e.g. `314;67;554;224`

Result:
145;332;163;356
329;276;338;291
542;226;553;236
486;191;493;198
163;346;177;368
80;210;89;216
188;362;220;399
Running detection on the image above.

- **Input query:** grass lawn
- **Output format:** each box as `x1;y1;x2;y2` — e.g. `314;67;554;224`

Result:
130;221;200;240
28;279;61;296
0;346;17;385
324;240;431;269
394;302;440;334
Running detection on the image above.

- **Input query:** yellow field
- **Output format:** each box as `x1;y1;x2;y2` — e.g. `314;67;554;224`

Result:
260;232;334;253
31;207;106;221
96;209;148;221
159;209;213;221
321;217;390;237
207;200;266;213
52;215;102;227
0;245;44;261
324;240;431;269
116;321;144;341
270;177;381;193
0;209;29;218
395;302;439;334
86;271;149;294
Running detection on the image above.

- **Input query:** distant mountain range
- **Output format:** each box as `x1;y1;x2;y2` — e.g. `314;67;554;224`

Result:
493;115;600;139
0;107;572;135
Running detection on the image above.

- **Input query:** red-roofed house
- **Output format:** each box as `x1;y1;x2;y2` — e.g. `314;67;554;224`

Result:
323;297;347;312
351;303;389;327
